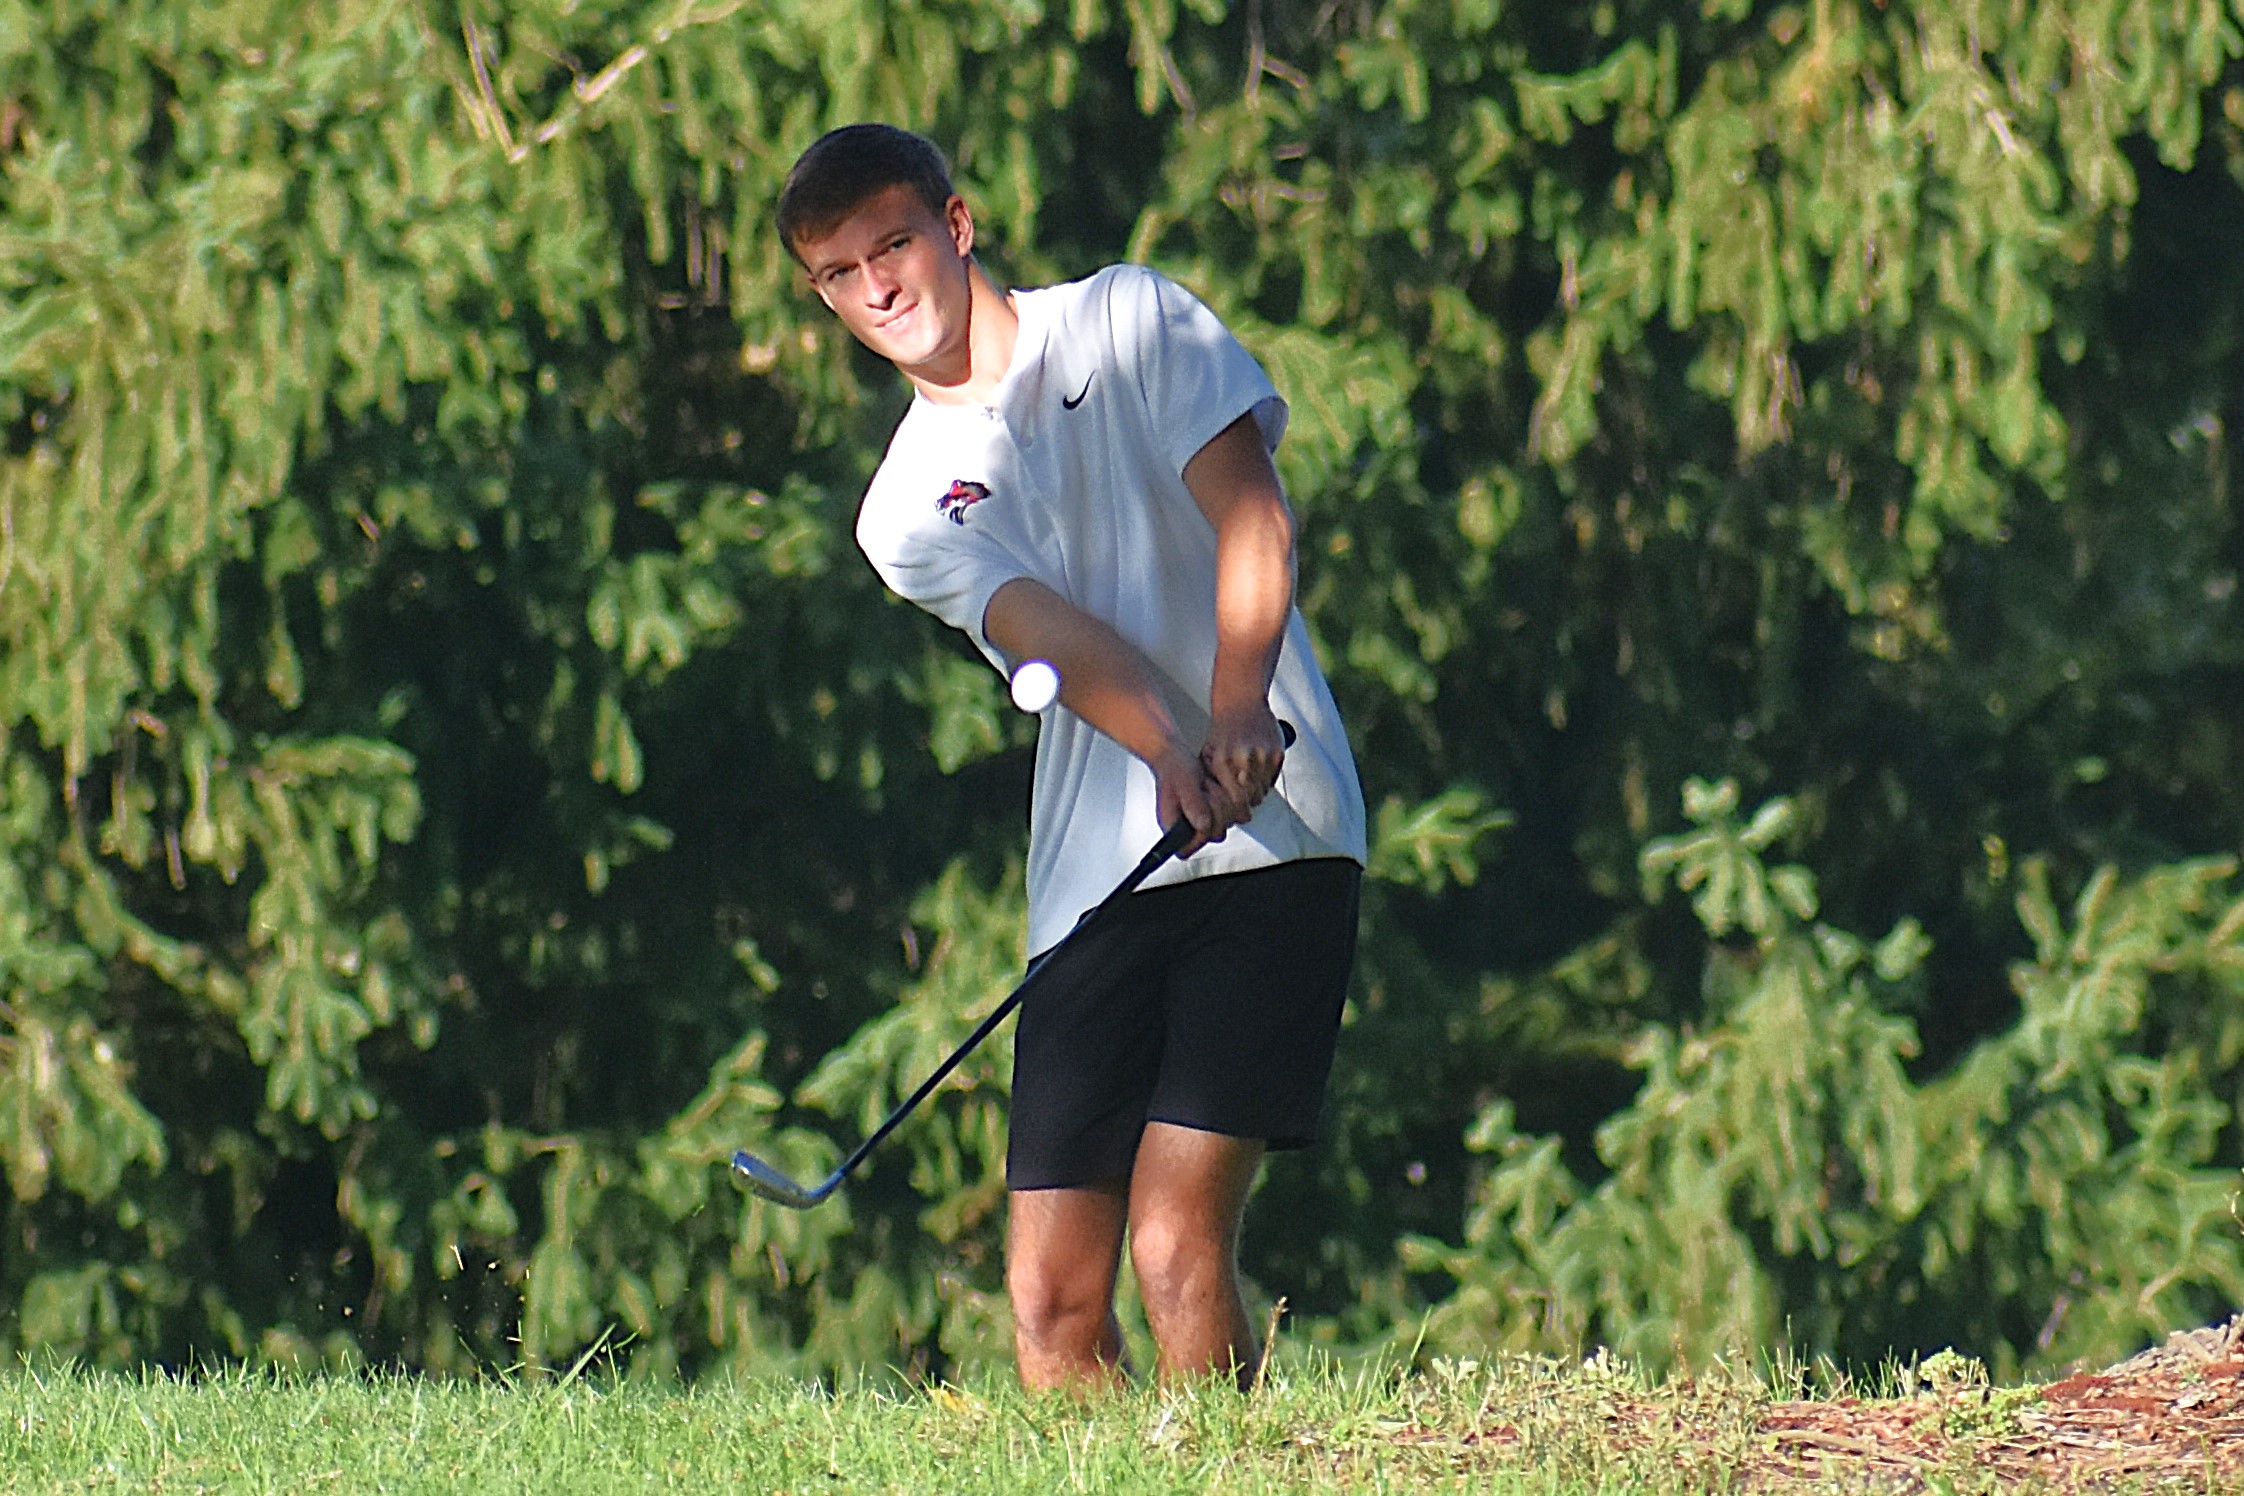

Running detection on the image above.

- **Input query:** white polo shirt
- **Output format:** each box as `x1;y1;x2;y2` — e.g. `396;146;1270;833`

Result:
856;263;1368;955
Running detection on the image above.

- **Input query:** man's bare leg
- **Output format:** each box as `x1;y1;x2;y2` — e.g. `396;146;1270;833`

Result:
1006;1181;1130;1391
1126;1122;1266;1388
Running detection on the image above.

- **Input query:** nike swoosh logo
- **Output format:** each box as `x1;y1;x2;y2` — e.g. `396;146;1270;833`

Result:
1062;374;1093;410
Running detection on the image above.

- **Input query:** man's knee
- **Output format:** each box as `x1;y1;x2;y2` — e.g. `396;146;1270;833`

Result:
1126;1125;1259;1315
1007;1251;1114;1348
1127;1210;1232;1315
1007;1190;1125;1358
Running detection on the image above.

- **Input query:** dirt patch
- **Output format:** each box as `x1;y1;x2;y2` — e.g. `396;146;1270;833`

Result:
1753;1316;2244;1490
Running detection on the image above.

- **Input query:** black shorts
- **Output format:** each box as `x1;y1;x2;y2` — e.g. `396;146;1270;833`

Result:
1007;857;1362;1191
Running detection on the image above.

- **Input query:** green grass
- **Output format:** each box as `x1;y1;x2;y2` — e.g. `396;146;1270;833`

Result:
0;1355;1760;1495
1;1350;2226;1494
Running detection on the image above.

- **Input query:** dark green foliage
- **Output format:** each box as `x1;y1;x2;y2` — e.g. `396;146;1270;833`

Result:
2;0;2242;1379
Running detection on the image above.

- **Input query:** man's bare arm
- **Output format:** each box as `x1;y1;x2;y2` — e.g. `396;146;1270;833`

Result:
1183;413;1295;814
982;577;1225;846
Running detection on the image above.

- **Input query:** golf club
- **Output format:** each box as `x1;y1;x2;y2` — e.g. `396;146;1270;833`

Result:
731;720;1294;1210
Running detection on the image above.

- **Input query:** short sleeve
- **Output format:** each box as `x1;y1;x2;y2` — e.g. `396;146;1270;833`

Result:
1111;266;1288;477
854;441;1052;668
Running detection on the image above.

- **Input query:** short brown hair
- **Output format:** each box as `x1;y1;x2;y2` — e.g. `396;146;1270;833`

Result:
777;124;956;263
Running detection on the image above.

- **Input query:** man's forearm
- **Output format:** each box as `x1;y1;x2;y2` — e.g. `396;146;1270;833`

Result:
982;576;1195;769
1208;496;1294;717
1185;415;1297;724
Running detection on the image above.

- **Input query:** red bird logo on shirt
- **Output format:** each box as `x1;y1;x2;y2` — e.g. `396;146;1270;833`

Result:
937;479;991;525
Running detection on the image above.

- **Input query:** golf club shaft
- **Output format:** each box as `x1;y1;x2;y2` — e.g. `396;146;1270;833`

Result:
734;720;1294;1206
816;816;1196;1192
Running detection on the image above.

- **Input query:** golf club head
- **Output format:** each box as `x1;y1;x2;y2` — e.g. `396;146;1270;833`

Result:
729;1149;831;1210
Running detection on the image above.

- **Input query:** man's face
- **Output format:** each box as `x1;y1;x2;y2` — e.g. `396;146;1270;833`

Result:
794;183;975;376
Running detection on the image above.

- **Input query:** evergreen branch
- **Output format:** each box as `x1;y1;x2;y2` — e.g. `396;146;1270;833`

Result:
458;2;750;166
459;20;519;159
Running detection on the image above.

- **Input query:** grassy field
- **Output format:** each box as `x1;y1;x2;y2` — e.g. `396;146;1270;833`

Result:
4;1344;2240;1494
1;1353;1729;1496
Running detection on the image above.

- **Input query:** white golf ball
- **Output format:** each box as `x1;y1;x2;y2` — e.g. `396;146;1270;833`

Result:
1009;659;1061;714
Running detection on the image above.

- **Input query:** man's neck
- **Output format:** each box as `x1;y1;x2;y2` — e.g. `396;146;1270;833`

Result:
907;261;1018;406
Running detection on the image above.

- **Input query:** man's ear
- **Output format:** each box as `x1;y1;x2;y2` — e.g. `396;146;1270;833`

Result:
945;195;976;259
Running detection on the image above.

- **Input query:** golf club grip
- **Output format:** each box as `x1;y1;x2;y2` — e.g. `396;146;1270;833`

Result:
1104;719;1296;907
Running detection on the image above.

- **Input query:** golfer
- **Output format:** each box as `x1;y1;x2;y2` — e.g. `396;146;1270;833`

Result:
779;124;1366;1390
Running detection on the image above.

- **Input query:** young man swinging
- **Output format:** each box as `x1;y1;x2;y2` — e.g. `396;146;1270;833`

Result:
778;124;1366;1390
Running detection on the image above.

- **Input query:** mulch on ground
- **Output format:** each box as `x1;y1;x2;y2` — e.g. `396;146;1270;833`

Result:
1753;1316;2244;1490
